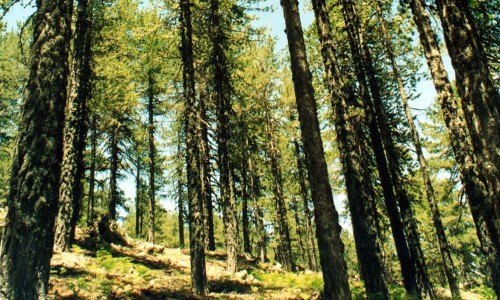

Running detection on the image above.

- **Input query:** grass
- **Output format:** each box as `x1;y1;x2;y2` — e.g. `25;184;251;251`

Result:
48;229;496;299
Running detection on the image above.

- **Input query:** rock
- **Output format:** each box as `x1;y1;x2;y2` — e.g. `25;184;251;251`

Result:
272;263;283;271
246;274;259;283
235;269;248;280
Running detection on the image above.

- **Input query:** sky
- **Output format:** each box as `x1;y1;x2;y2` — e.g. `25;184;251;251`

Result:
2;0;454;227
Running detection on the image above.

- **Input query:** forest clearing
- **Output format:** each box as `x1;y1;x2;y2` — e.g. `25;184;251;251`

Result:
0;0;499;299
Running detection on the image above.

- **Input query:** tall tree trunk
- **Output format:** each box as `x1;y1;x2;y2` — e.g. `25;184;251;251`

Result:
265;103;294;271
280;0;351;298
310;1;389;297
291;199;307;267
147;71;156;244
180;0;207;294
293;139;317;272
200;91;216;251
434;1;500;295
339;0;421;296
241;156;251;254
249;156;267;263
177;135;185;249
54;0;93;252
0;0;72;296
108;125;119;221
408;0;499;295
135;146;142;237
349;1;434;295
374;1;460;297
87;114;97;226
210;0;239;274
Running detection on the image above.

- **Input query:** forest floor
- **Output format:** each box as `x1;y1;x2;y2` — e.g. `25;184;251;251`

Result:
47;227;491;300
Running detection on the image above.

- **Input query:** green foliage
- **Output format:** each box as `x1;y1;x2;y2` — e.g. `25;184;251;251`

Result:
251;270;323;293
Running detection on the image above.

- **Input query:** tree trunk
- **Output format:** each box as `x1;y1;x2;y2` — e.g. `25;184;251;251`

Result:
434;0;500;295
0;0;72;296
108;125;119;221
265;102;294;271
374;1;461;297
339;0;420;296
350;2;435;295
210;0;239;274
147;71;156;244
241;155;252;254
408;0;499;295
177;136;185;249
291;199;307;267
200;91;216;251
135;146;142;237
87;114;97;226
54;0;92;252
293;139;317;271
180;0;207;294
249;156;267;263
310;1;389;297
280;0;351;298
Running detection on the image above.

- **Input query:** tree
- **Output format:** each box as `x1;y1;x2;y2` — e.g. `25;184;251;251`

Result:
310;0;389;297
280;0;352;298
180;0;207;294
373;0;460;296
433;1;500;294
210;0;239;274
0;0;72;297
54;0;94;252
264;98;294;271
407;0;499;295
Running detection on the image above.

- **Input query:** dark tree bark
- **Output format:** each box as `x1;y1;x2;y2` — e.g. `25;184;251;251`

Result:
280;0;351;298
135;145;143;237
293;140;317;272
241;152;251;254
434;0;500;295
87;114;97;226
210;0;239;274
108;125;119;220
180;0;207;294
0;0;72;296
374;1;461;297
176;135;185;249
147;71;156;244
310;1;389;297
409;0;500;294
54;0;93;252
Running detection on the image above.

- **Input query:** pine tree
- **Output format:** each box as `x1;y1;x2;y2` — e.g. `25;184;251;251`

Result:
0;0;72;297
54;0;93;252
433;1;500;294
310;0;389;297
280;0;352;298
180;0;207;294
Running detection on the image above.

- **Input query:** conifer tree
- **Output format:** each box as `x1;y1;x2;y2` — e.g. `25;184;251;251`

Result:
0;0;72;297
280;0;352;298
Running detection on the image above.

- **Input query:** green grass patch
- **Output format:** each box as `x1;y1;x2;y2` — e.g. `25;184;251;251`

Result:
251;270;323;292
